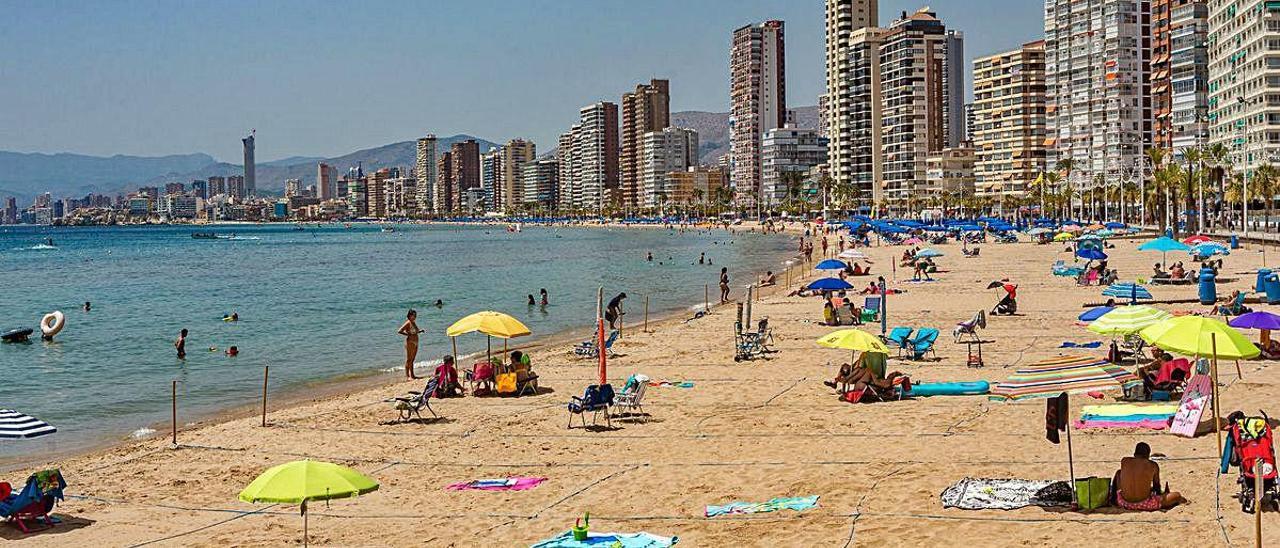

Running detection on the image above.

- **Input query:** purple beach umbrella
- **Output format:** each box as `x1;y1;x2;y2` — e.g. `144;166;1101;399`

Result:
1229;311;1280;350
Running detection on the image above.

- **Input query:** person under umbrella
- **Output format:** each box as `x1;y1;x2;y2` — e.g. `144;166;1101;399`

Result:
987;281;1018;315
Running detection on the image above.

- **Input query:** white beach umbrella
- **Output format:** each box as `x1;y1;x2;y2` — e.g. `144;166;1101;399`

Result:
0;409;57;439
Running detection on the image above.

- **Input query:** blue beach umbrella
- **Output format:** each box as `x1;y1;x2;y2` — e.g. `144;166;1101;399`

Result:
808;277;855;291
915;248;944;258
1102;282;1153;304
1137;236;1191;267
815;259;847;271
1191;242;1230;257
1076;248;1107;261
1078;306;1116;323
1105;222;1127;229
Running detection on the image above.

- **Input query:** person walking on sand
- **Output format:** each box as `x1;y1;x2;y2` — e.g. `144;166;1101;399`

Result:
398;309;424;379
821;235;829;257
175;329;187;359
719;267;730;303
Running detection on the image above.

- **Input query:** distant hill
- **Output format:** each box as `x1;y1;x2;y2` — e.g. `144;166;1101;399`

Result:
0;135;498;202
672;104;818;165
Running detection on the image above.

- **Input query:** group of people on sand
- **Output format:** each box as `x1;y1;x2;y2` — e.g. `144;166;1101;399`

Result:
397;309;537;395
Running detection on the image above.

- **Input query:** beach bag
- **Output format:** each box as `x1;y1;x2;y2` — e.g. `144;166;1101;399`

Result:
496;372;517;394
1074;476;1110;510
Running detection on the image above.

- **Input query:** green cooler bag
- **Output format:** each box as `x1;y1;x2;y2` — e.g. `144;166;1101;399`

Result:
1074;476;1110;510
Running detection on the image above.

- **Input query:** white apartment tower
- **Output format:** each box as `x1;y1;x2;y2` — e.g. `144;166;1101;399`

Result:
639;127;699;207
556;102;619;211
972;40;1048;201
415;135;437;213
1044;0;1151;191
1207;0;1279;172
825;0;881;201
730;20;787;206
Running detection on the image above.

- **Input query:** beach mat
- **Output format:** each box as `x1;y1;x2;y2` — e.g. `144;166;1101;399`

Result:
531;530;677;547
705;495;818;517
1075;403;1178;430
447;477;546;491
940;478;1072;510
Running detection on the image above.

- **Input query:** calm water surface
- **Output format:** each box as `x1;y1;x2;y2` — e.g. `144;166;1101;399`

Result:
0;223;793;458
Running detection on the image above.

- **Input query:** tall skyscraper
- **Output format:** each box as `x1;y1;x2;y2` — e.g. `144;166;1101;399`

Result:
558;102;619;211
556;130;578;211
208;176;226;196
522;159;560;208
436;151;454;214
415;135;437;213
621;79;671;207
450;139;481;212
242;130;256;197
761;126;829;206
1155;0;1208;153
639;127;699;207
481;147;502;211
972;40;1048;203
501;139;536;211
943;30;966;148
317;163;333;201
1045;0;1151;192
824;0;881;201
730;20;787;206
879;8;962;203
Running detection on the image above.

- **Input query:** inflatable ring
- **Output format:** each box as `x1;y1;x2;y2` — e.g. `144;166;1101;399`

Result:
40;310;65;337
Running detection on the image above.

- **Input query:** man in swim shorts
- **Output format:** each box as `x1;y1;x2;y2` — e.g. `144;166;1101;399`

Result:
1112;442;1185;510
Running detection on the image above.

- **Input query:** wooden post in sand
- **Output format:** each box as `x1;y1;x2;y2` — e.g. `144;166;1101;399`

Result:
1064;393;1077;506
643;296;649;333
171;380;177;446
705;284;710;313
1256;459;1264;547
261;366;269;427
1212;334;1223;458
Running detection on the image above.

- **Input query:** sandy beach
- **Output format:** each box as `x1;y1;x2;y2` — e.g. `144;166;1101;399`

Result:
6;227;1280;547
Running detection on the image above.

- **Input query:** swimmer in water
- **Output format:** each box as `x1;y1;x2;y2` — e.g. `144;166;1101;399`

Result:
527;294;536;306
434;299;444;308
83;301;91;312
226;345;239;357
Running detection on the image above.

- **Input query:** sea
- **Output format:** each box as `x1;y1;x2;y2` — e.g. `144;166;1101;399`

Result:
0;223;795;460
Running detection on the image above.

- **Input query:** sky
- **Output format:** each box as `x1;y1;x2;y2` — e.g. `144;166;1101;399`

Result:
1;0;1043;163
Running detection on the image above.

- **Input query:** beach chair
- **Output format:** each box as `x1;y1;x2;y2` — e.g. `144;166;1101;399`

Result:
885;327;913;357
613;374;650;418
861;296;882;322
392;376;440;422
907;328;939;360
952;310;986;343
834;305;856;326
0;469;65;534
573;330;619;359
466;361;496;395
567;384;614;429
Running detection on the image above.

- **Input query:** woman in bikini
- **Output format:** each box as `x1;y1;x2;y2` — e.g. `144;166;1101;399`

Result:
398;309;424;379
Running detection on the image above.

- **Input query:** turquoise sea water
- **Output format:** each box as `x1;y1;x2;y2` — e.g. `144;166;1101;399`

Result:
0;223;793;459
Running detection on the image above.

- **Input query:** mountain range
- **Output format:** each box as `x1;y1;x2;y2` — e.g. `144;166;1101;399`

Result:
1;104;819;204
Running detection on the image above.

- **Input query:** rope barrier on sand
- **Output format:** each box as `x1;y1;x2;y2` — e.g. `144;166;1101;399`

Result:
124;502;280;548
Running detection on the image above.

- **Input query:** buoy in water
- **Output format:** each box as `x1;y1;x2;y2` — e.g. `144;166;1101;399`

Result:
40;311;65;340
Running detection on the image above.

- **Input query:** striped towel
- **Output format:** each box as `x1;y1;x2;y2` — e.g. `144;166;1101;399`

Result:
1075;404;1179;430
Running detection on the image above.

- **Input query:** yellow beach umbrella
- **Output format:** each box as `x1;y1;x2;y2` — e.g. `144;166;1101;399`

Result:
239;459;379;547
446;311;531;364
1139;315;1260;359
1087;305;1171;336
1053;232;1074;242
816;329;891;354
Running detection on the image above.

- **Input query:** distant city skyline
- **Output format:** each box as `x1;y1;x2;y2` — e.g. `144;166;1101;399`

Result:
3;0;1041;162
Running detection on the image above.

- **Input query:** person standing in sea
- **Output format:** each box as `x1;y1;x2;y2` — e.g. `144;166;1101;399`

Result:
719;267;730;303
175;329;187;360
398;309;423;379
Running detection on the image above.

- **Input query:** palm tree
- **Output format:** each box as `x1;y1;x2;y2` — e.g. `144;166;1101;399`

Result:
1206;143;1231;227
1145;147;1169;226
1255;163;1280;233
1182;147;1203;231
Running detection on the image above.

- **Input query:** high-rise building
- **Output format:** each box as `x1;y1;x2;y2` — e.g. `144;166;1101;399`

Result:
667;167;729;205
825;0;882;202
191;179;208;199
227;176;246;199
522;159;560;208
879;8;963;203
924;146;976;198
761;126;830;207
501;139;536;211
450;139;481;212
556;130;578;212
367;169;391;218
164;182;185;195
640;127;699;207
481;147;502;212
242;130;256;197
730;20;787;206
436;151;454;214
1045;0;1151;192
972;40;1048;201
415;135;437;213
1159;0;1208;153
208;176;226;197
558;102;619;211
943;30;966;148
817;93;831;138
621;79;671;207
317;163;333;201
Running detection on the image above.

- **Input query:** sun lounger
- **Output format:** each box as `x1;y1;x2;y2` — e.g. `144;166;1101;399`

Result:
392;377;439;422
907;328;939;360
953;310;986;343
567;384;614;429
614;374;649;418
885;326;912;357
0;469;65;533
574;330;619;359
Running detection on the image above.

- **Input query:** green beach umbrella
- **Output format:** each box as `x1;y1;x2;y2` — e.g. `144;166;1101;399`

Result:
1086;305;1171;336
239;459;379;547
1139;315;1260;359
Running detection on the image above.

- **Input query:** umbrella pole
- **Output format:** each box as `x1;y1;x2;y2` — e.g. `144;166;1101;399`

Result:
302;501;309;548
451;337;457;364
1211;334;1223;459
1066;402;1077;507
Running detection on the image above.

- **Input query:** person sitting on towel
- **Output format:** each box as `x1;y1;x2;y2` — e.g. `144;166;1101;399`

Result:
1111;442;1186;510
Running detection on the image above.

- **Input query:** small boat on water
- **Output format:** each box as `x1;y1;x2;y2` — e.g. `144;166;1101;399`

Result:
1;327;33;343
381;225;395;233
192;232;219;239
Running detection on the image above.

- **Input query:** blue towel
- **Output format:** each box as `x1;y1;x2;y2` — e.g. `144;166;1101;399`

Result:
531;530;678;547
1059;341;1102;348
705;495;819;517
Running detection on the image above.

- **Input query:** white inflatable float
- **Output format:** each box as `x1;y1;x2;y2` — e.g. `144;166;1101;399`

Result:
40;310;65;339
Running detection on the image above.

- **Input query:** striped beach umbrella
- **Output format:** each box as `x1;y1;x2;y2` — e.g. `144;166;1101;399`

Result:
1102;282;1152;304
0;409;57;439
838;249;868;260
989;355;1140;402
1087;305;1171;335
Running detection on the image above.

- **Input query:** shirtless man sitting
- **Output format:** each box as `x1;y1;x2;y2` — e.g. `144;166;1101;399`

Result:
1111;442;1186;510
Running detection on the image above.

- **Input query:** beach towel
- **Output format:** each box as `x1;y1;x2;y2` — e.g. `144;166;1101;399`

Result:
446;477;546;491
705;495;818;517
1075;403;1179;430
648;380;694;388
531;530;677;548
1059;341;1102;348
940;478;1072;510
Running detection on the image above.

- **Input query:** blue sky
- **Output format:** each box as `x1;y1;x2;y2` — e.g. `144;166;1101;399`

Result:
2;1;1042;162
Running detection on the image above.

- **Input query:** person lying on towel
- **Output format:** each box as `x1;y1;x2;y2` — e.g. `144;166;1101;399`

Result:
1111;442;1186;511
